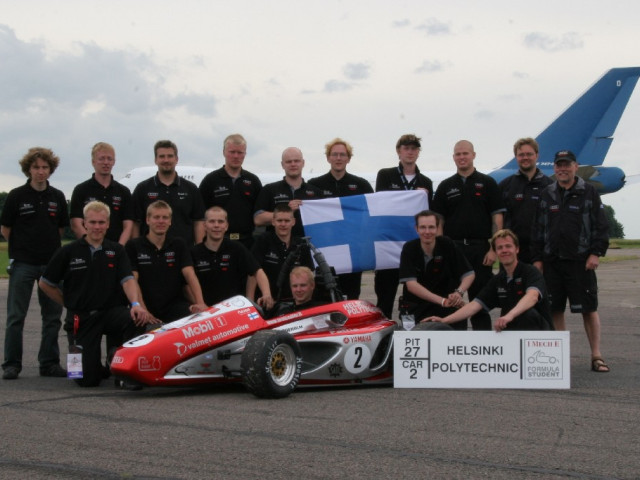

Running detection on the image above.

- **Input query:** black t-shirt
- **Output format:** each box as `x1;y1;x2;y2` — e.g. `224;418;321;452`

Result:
375;163;433;204
0;181;69;264
199;167;262;237
125;236;192;317
432;169;505;241
251;231;314;300
70;174;134;242
308;171;373;198
41;238;132;312
132;174;205;245
399;236;473;306
475;262;553;330
191;239;260;306
254;179;323;237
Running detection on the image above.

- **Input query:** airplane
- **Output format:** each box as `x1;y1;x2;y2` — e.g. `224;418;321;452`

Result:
120;67;640;195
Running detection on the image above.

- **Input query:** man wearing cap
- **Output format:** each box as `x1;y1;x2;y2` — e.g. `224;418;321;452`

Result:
374;134;433;319
499;138;552;264
532;150;610;372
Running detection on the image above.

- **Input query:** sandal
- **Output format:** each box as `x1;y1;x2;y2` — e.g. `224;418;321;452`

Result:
591;357;610;373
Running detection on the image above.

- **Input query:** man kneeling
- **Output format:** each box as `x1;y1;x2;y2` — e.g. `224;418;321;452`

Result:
425;229;553;331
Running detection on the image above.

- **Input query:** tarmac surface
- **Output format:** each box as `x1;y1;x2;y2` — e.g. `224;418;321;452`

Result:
0;250;638;479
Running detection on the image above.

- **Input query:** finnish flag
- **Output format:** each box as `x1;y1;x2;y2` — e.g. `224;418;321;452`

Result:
300;190;429;274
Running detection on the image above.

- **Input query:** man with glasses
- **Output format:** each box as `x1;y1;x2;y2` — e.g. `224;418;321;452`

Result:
498;138;552;264
308;138;373;299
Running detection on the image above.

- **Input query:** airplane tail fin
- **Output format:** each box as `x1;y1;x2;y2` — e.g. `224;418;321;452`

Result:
502;67;640;170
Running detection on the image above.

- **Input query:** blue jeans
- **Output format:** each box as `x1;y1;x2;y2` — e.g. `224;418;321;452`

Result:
3;261;63;371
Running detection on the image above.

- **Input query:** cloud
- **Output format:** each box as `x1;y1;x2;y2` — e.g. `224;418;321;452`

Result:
474;109;494;119
0;24;219;189
523;32;584;52
513;71;529;79
414;60;449;74
323;79;353;93
392;19;411;28
343;62;371;81
415;18;451;36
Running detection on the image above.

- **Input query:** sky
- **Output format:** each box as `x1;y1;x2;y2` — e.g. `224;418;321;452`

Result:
1;0;640;236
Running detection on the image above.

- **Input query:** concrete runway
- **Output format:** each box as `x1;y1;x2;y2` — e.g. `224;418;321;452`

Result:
0;252;638;479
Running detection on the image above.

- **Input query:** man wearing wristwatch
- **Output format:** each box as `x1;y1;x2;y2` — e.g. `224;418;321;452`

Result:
39;201;157;387
399;210;475;327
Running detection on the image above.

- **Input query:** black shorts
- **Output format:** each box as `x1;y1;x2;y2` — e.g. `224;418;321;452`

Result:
544;259;598;314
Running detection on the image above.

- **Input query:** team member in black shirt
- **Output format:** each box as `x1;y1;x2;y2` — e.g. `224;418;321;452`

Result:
192;207;274;309
126;201;207;322
39;201;153;387
70;142;134;245
309;138;373;299
498;138;552;264
199;134;262;248
425;229;553;331
374;134;433;319
399;211;475;326
132;140;205;245
532;150;610;372
254;147;323;238
1;147;69;380
432;140;505;330
250;204;314;301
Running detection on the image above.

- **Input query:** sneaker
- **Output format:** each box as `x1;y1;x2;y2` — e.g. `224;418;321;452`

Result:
40;364;68;377
3;367;20;380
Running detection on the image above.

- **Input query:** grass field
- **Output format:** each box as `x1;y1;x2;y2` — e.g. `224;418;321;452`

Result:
0;239;638;279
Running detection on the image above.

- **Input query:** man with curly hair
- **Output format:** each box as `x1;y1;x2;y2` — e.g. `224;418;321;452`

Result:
1;147;69;380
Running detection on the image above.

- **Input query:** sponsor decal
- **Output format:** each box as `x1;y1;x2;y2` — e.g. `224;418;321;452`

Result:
328;363;343;378
182;319;216;339
343;301;379;315
248;312;259;320
111;355;124;364
174;342;188;356
138;356;161;371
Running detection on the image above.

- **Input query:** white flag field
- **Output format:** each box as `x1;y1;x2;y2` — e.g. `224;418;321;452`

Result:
300;190;429;274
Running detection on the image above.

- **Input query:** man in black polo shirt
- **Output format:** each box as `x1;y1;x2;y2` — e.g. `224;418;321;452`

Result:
254;147;323;238
199;134;262;249
192;207;274;309
132;140;205;245
498;138;552;264
126;201;207;322
399;210;475;327
425;229;553;331
432;139;506;330
39;201;152;387
1;147;69;380
308;138;373;300
374;134;433;319
250;204;314;301
70;142;134;245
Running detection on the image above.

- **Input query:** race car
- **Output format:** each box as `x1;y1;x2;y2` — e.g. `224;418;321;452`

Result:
110;241;397;398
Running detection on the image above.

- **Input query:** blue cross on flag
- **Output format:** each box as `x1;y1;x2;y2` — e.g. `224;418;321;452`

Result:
300;190;429;274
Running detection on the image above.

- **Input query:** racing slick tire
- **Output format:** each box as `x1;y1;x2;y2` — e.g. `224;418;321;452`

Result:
241;330;302;398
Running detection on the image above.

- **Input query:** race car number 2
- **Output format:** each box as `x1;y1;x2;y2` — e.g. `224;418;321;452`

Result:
344;344;371;374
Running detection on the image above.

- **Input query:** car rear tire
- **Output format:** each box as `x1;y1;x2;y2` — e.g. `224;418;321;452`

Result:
241;330;302;398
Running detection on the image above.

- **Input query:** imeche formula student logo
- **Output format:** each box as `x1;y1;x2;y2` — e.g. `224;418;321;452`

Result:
524;339;563;380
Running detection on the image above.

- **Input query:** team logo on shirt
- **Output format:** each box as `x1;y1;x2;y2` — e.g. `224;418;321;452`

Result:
48;202;59;215
474;183;485;197
165;251;176;267
147;192;159;200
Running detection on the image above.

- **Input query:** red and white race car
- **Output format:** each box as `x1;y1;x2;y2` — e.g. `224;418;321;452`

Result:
110;296;396;398
110;241;396;398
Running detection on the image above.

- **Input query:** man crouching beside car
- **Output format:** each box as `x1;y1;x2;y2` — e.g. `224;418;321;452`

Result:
39;201;158;387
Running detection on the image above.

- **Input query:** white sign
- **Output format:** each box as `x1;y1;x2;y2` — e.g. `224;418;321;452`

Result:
394;331;570;389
